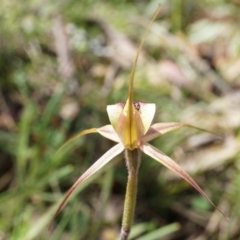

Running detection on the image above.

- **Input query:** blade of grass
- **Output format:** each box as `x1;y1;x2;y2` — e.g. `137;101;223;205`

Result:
137;223;180;240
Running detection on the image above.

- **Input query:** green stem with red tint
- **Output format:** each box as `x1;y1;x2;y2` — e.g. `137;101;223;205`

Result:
120;149;141;240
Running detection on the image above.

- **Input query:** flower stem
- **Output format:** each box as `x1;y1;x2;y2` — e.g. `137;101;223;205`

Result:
120;149;141;240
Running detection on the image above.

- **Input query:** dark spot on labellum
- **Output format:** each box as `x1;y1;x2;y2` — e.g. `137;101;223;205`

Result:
133;102;140;110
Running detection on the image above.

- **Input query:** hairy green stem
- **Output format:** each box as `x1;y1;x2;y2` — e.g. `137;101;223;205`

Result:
120;149;141;240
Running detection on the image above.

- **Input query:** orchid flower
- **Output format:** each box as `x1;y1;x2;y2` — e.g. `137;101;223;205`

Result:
52;6;226;239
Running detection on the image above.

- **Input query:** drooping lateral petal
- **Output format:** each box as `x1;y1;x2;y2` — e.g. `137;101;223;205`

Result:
138;103;156;134
97;125;121;142
142;122;221;143
140;143;227;218
52;143;124;221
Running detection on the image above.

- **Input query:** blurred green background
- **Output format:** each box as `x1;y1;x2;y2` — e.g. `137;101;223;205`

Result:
0;0;240;239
